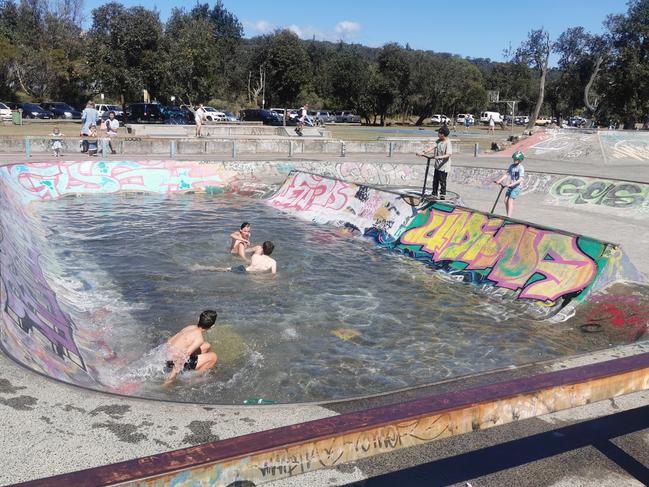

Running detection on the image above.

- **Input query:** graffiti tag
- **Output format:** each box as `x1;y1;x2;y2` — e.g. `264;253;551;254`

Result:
550;177;649;209
398;205;602;302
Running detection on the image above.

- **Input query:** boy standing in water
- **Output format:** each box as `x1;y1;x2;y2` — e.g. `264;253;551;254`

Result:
494;150;525;217
164;310;218;384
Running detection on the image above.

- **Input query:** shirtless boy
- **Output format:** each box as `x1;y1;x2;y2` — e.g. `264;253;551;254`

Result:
230;222;262;260
164;310;218;384
229;240;277;275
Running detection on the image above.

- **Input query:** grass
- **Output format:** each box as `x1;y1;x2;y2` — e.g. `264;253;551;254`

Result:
0;119;527;148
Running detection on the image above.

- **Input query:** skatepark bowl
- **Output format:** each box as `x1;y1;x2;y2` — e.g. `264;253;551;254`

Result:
1;159;648;408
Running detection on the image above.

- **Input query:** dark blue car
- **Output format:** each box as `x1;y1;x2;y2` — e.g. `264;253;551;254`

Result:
20;103;53;119
41;102;82;120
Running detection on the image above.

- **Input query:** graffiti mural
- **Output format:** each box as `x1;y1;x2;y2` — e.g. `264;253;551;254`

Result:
386;202;611;308
268;171;415;237
550;176;649;210
601;132;649;162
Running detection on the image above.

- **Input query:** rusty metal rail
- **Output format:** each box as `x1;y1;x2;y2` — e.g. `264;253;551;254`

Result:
12;351;649;487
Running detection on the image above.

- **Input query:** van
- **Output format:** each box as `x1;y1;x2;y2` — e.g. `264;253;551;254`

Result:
126;103;164;123
480;111;503;124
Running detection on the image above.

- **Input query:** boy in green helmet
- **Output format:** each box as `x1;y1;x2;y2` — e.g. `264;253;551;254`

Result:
494;150;525;217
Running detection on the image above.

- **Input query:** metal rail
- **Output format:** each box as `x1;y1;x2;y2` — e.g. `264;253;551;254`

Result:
12;351;649;487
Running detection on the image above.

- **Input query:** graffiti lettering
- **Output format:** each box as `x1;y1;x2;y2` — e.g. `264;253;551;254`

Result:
399;205;602;303
551;177;649;209
269;174;350;212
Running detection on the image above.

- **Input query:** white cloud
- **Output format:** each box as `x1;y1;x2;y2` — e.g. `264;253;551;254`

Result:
335;21;361;36
243;19;362;41
243;19;275;35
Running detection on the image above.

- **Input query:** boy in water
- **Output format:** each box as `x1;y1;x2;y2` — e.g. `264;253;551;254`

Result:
164;310;218;385
229;240;277;275
230;222;261;260
494;150;525;217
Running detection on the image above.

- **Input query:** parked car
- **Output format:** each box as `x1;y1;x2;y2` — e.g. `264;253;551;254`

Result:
534;116;552;126
2;101;21;111
239;109;283;126
480;111;503;124
0;102;12;121
514;115;530;126
334;111;360;123
456;113;474;125
569;116;587;127
430;114;449;125
223;111;240;122
41;102;82;120
161;105;194;125
309;110;334;124
202;106;226;122
125;103;165;123
96;104;124;119
20;103;53;119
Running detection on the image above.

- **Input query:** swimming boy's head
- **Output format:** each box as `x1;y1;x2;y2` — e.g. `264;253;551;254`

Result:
240;222;250;230
262;240;274;256
512;151;525;164
197;310;217;329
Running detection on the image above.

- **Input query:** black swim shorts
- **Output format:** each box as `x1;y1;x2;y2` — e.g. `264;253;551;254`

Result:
230;264;247;274
164;354;199;373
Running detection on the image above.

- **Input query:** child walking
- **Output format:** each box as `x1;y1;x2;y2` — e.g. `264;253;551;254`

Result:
50;127;64;157
494;150;525;217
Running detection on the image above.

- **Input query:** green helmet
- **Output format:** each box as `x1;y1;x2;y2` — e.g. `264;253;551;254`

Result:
512;151;525;161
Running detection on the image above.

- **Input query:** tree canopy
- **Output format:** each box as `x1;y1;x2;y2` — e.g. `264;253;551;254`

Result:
0;0;647;126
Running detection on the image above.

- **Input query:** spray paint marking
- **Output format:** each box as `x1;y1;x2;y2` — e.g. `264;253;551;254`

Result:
399;205;602;302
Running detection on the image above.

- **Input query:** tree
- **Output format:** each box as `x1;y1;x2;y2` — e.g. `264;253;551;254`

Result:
599;0;649;128
88;3;166;103
254;30;311;107
514;28;552;130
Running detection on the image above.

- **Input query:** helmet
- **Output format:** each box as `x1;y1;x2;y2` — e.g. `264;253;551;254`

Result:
512;151;525;161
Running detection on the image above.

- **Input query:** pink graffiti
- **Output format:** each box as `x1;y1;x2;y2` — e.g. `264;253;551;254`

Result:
7;161;242;201
269;173;351;212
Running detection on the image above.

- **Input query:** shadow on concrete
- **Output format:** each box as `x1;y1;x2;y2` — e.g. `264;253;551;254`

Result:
343;405;649;486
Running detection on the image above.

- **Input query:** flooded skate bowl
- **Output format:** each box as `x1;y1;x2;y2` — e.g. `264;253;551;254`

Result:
0;161;647;405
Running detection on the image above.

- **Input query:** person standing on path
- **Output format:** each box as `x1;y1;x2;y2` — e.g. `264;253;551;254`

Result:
416;125;452;200
494;150;525;217
80;102;98;152
488;115;495;134
195;104;206;137
104;111;119;154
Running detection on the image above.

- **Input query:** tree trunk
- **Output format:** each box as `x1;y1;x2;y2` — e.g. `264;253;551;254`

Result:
584;54;604;113
526;51;549;131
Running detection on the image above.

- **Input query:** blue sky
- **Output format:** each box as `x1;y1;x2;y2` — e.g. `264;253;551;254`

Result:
84;0;628;61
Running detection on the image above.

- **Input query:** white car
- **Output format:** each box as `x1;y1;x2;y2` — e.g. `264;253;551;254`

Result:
480;111;503;124
535;116;553;126
456;113;474;125
96;104;124;118
430;114;449;125
0;102;12;121
202;107;226;121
